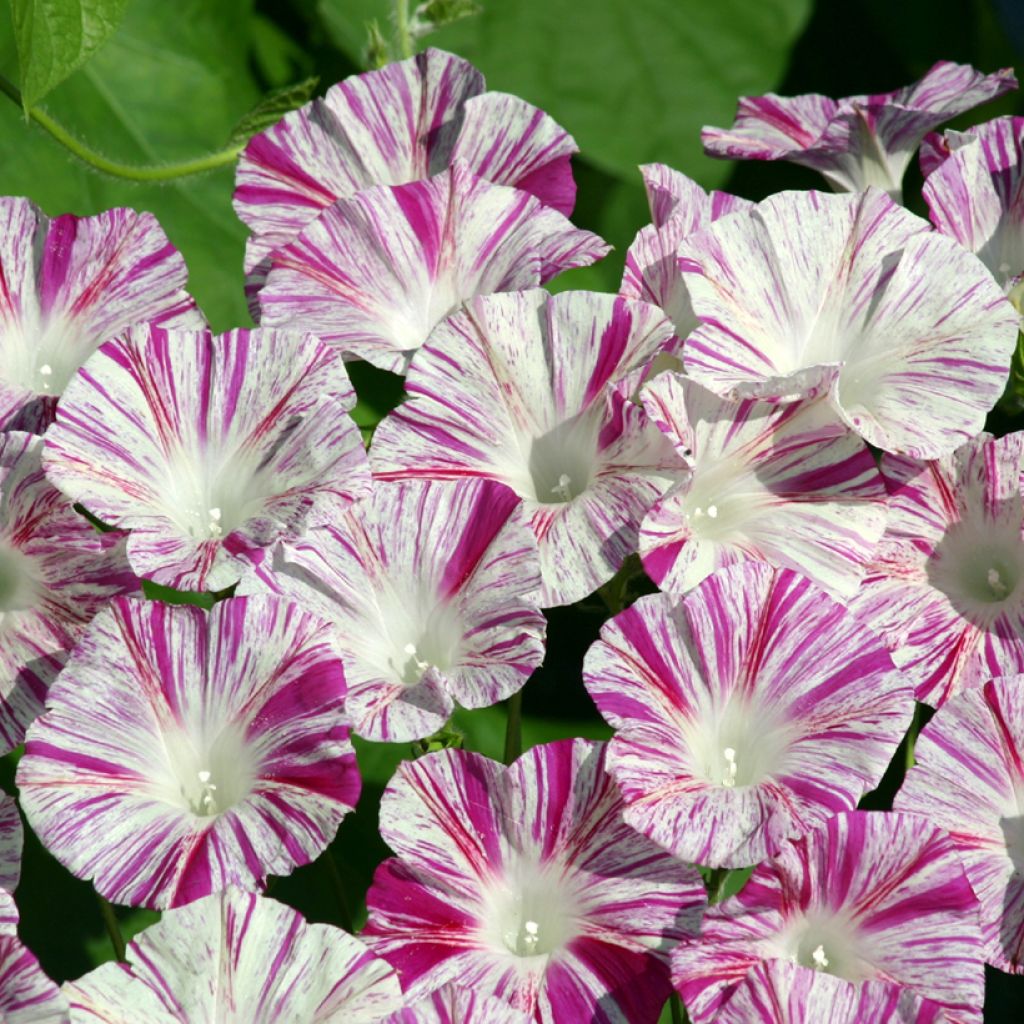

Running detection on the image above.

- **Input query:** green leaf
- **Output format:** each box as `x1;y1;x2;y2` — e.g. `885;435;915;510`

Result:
227;75;320;147
427;0;813;188
11;0;130;108
0;0;261;328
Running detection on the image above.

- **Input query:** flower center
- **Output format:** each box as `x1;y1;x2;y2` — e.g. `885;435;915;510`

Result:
0;544;39;615
782;913;871;982
157;726;254;819
0;315;90;396
525;414;599;506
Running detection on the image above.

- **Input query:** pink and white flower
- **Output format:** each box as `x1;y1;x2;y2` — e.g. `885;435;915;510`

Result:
363;739;706;1023
621;164;752;342
257;162;608;373
381;985;531;1024
17;595;360;909
584;564;910;868
63;889;402;1022
895;675;1024;973
702;61;1016;198
234;47;578;273
241;478;545;742
673;811;985;1024
0;198;200;434
638;373;887;598
0;896;69;1023
371;289;683;605
678;187;1018;457
921;116;1024;302
42;326;370;591
0;431;136;754
850;431;1024;707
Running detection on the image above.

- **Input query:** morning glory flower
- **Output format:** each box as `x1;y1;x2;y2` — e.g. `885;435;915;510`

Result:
363;739;706;1023
895;675;1024;974
715;961;947;1023
678;187;1018;458
850;432;1024;707
0;895;69;1023
583;564;910;868
921;116;1024;302
241;478;545;742
0;198;200;435
257;162;608;373
381;985;531;1024
621;163;753;342
702;61;1016;198
638;372;887;598
0;431;136;755
42;326;370;591
17;595;360;909
234;47;579;273
371;289;683;605
62;889;402;1022
673;811;984;1024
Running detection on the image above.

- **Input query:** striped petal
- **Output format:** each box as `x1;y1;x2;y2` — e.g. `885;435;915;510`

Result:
363;740;706;1023
233;48;578;273
257;163;607;373
0;795;22;896
621;165;753;342
672;811;984;1024
0;432;137;754
0;932;68;1023
923;116;1024;294
895;675;1024;973
679;187;1018;457
849;432;1024;707
639;373;887;598
702;62;1016;196
63;889;401;1022
0;198;200;434
584;565;910;868
17;596;359;909
240;478;545;742
371;289;683;605
716;961;947;1023
43;326;369;591
381;985;531;1023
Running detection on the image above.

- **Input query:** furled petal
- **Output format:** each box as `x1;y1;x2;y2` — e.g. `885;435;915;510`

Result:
0;795;22;896
257;163;608;373
0;198;200;434
716;960;947;1023
0;932;69;1023
234;48;578;272
239;478;545;741
895;675;1024;973
17;595;360;909
702;62;1016;196
621;165;753;342
849;432;1024;707
639;373;886;597
371;289;683;605
0;432;136;754
679;187;1017;457
363;740;706;1022
584;565;910;868
922;116;1024;295
672;811;984;1024
63;888;401;1022
43;326;370;591
381;984;531;1023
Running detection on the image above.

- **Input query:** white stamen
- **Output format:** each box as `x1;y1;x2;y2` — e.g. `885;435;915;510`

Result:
403;642;431;674
195;769;218;815
811;944;830;971
550;473;574;503
38;363;53;391
988;567;1009;597
707;504;718;519
722;746;738;788
207;507;223;538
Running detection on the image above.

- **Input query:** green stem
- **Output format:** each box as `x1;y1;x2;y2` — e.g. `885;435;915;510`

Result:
670;992;687;1024
0;73;243;182
905;702;922;772
394;0;415;58
503;689;523;765
96;893;127;962
321;848;354;933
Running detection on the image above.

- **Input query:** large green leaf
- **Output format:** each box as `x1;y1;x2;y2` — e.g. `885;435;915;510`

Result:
425;0;813;188
10;0;130;108
0;0;260;329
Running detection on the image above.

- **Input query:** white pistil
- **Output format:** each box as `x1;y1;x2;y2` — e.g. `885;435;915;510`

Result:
207;507;223;538
39;363;53;391
550;473;574;503
988;567;1009;598
196;769;218;815
522;920;540;953
811;944;830;971
722;746;738;788
707;504;718;519
403;642;431;675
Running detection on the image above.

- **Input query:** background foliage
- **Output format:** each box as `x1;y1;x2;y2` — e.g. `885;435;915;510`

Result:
0;1;1022;1019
